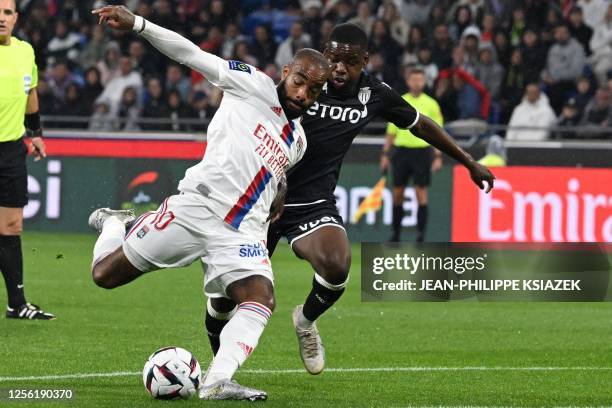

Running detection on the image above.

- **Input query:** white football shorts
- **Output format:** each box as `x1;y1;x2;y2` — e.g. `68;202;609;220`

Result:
122;193;273;298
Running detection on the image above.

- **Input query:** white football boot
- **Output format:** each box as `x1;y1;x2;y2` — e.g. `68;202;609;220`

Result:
292;305;325;375
198;379;267;401
88;208;136;232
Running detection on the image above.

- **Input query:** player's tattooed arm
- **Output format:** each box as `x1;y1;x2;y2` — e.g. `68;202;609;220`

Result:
411;115;495;193
268;173;287;223
92;5;136;30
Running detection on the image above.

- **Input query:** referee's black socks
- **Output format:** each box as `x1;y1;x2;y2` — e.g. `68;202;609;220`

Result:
0;235;26;309
417;205;428;243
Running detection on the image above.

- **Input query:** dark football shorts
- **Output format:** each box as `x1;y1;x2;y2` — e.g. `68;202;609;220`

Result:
0;138;28;208
391;146;433;188
267;200;346;256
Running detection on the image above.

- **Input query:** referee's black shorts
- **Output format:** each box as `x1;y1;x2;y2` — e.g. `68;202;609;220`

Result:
390;146;433;188
0;138;28;208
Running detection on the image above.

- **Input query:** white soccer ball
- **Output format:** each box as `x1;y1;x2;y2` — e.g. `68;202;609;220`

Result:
142;346;201;399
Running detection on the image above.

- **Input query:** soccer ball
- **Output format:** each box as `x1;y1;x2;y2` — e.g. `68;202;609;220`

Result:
142;346;201;399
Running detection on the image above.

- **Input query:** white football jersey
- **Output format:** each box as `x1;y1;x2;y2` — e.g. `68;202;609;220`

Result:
177;60;306;236
137;20;306;236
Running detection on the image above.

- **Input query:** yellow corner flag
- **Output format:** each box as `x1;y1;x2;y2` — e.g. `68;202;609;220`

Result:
353;176;387;223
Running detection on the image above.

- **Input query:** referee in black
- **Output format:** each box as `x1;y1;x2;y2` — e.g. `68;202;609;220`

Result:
1;0;54;320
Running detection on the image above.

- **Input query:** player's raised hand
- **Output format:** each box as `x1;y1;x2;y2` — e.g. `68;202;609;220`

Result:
92;5;136;31
468;161;495;193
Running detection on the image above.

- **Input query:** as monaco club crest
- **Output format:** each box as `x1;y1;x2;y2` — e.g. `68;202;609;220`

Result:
358;87;371;118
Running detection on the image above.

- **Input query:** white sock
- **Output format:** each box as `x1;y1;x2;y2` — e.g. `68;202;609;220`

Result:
203;302;272;386
92;217;125;267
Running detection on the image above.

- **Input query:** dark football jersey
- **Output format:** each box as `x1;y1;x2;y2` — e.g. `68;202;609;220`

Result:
286;71;419;204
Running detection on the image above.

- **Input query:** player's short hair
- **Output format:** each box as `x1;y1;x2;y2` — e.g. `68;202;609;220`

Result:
406;67;425;77
328;23;368;49
293;48;330;70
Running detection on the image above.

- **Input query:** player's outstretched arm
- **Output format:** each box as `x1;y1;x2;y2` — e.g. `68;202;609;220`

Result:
411;115;495;192
92;6;223;83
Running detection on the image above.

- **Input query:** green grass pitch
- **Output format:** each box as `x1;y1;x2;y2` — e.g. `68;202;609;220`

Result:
1;232;611;407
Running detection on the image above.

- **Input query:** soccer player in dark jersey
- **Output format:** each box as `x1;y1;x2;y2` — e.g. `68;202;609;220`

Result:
205;23;494;375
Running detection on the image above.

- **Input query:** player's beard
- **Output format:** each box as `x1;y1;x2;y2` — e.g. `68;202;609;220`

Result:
277;79;304;120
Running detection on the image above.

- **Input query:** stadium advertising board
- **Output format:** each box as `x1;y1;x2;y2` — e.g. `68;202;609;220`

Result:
452;166;612;242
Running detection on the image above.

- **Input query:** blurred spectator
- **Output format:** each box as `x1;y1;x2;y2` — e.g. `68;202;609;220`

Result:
478;135;507;167
152;0;181;32
499;48;526;123
209;0;231;31
555;98;582;139
577;0;610;29
301;0;323;47
381;1;410;47
129;39;160;79
369;19;403;66
37;77;58;116
117;87;141;131
574;76;595;114
568;6;593;55
480;13;496;44
461;26;481;73
520;29;547;85
82;67;104;114
493;30;512;67
97;41;121;84
451;68;490;120
88;101;115;131
580;87;611;130
233;41;259;67
430;24;454;70
507;84;556;141
317;19;335;50
366;53;400;89
326;0;353;24
251;25;277;69
168;90;196;132
165;64;191;102
46;20;81;66
451;45;476;76
475;43;504;100
542;24;586;113
509;8;526;47
400;0;434;26
142;78;168;131
348;1;375;36
79;24;108;69
416;48;439;89
58;83;88;127
434;73;459;121
96;56;143;115
221;23;246;60
48;60;78;103
275;21;312;68
588;3;612;86
449;5;473;42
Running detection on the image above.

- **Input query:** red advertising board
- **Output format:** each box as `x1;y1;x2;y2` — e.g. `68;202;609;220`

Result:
452;166;612;242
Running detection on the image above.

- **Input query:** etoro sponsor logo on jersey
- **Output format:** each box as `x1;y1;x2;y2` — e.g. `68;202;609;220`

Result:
239;242;268;258
305;87;372;124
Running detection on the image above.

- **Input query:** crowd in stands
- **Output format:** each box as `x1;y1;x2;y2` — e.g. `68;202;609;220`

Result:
14;0;612;139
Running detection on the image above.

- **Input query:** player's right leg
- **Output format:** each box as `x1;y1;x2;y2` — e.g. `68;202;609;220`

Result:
89;208;143;289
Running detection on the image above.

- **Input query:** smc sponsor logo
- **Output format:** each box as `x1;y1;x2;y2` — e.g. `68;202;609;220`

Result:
239;242;268;258
452;167;612;242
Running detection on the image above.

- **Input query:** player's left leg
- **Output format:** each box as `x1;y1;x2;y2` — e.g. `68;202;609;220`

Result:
205;296;237;355
414;186;429;243
290;225;351;374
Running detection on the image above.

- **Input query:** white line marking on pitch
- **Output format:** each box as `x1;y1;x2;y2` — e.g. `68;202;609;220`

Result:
1;367;611;382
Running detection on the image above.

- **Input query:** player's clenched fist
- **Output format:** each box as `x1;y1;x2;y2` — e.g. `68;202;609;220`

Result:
92;5;136;31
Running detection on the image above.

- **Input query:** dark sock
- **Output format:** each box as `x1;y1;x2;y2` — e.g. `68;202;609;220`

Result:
417;205;428;242
0;235;26;309
392;204;404;240
205;311;229;356
302;276;345;322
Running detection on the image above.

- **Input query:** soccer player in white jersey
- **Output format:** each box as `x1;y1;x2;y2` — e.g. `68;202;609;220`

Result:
89;5;330;401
